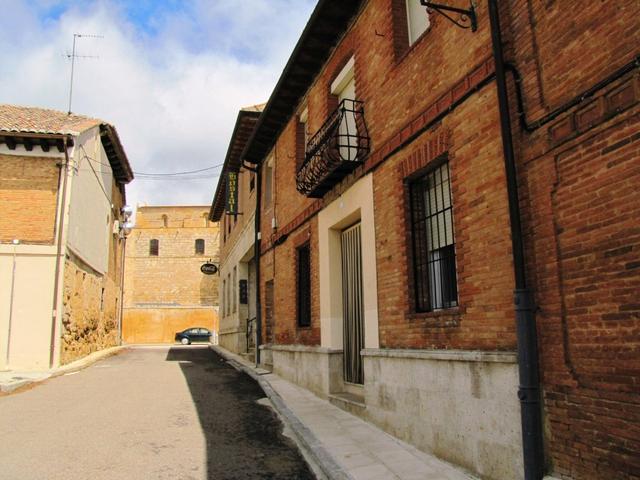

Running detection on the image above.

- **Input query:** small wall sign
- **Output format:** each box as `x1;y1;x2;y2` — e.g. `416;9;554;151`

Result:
200;262;218;275
239;279;248;304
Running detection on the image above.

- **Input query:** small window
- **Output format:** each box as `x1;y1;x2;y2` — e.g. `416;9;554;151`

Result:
195;239;205;255
149;239;159;256
265;157;274;206
297;107;309;171
222;279;226;317
232;267;237;313
409;162;457;311
406;0;430;45
162;214;168;228
296;243;311;327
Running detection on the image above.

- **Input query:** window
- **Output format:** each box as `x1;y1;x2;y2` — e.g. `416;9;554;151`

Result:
149;239;159;256
222;279;226;316
162;214;168;228
296;243;311;327
297;107;309;170
265;157;274;206
232;266;237;313
409;162;457;311
195;238;205;255
406;0;430;45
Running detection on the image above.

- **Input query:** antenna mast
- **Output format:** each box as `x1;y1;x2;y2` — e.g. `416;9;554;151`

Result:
67;33;102;114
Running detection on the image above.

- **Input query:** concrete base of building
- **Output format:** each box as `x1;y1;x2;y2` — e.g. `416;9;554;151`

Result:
218;328;249;355
262;344;523;480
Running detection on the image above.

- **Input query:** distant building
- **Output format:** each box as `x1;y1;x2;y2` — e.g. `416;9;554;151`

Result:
0;104;133;370
122;206;220;344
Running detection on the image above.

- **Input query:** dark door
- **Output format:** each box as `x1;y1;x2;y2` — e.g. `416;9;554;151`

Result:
341;223;364;385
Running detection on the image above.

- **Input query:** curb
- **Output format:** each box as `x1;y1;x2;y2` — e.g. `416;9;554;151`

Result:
211;345;353;480
0;345;126;394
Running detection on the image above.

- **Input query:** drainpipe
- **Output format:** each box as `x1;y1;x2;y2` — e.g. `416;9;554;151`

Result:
488;1;544;479
117;235;127;344
5;240;19;368
49;136;72;368
253;164;263;366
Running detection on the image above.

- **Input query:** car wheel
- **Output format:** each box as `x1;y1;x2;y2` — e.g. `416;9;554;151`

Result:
180;337;190;345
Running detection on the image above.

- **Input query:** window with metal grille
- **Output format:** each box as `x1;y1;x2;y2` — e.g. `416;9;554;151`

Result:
195;238;205;255
149;239;159;256
296;243;311;327
409;162;458;311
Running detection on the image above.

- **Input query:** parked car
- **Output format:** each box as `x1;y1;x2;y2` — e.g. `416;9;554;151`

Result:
175;327;212;345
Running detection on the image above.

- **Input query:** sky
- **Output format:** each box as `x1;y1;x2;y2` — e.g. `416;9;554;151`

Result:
0;0;317;209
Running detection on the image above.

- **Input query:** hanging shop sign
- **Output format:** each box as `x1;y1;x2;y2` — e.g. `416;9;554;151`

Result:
200;262;218;275
226;171;238;215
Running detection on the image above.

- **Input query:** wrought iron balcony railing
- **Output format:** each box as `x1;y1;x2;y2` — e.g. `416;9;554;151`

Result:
296;99;370;198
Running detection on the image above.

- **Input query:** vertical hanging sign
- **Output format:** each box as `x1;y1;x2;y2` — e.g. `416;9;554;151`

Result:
225;171;238;216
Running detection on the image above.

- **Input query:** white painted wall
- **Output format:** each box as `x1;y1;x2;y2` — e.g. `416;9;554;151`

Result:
0;245;57;371
66;127;113;275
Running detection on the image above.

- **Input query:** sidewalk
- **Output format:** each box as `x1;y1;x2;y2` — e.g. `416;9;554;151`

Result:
212;345;477;480
0;345;124;393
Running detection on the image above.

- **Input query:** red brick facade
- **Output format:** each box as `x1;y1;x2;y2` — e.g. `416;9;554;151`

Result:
222;1;640;478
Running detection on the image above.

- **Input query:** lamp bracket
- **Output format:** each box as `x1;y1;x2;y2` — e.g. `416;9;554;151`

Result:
420;1;478;32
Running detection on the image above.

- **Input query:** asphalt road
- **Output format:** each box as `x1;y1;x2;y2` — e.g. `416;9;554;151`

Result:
0;346;316;480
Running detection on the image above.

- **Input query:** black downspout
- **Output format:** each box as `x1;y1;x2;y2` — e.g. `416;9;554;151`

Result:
253;165;263;366
488;1;544;479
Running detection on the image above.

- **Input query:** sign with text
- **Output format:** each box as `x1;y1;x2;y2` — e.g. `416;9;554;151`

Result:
225;171;238;215
239;279;248;304
200;263;218;275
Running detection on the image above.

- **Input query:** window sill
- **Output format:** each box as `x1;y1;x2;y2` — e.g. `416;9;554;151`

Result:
395;20;435;68
407;306;461;327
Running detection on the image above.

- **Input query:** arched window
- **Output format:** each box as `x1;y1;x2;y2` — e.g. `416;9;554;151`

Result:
149;239;159;256
161;214;168;228
195;239;205;255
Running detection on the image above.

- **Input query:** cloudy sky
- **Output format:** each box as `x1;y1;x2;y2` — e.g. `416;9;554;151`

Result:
0;0;316;208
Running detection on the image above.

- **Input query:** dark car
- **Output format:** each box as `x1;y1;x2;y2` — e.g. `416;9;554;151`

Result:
175;327;212;345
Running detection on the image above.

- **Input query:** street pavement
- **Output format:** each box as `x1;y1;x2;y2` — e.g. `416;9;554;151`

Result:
0;345;315;480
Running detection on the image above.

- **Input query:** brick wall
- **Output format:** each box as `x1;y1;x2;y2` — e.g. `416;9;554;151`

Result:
251;0;639;477
0;154;59;244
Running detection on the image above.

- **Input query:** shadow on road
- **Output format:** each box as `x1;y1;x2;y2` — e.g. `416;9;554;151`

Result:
165;346;315;480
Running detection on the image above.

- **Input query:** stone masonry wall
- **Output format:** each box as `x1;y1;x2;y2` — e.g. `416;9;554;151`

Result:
61;182;125;364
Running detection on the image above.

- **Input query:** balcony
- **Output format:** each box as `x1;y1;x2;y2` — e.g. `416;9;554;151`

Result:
296;99;370;198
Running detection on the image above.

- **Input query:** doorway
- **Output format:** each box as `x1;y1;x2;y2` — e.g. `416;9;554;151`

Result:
341;222;364;385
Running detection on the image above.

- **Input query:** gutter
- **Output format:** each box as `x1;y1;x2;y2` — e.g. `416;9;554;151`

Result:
253;164;263;366
49;136;73;368
488;2;544;479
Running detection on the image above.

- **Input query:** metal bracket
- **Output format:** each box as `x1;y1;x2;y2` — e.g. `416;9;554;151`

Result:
420;1;478;32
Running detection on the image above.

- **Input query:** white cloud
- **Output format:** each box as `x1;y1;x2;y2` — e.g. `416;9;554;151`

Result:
0;0;316;209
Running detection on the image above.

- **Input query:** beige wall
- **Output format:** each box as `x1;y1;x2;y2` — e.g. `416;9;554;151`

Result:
0;244;57;371
318;173;379;350
66;127;113;275
123;206;220;344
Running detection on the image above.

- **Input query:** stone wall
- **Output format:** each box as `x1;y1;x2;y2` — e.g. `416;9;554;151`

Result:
61;252;119;364
123;206;220;344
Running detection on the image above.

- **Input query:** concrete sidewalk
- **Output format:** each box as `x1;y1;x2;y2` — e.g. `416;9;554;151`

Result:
0;345;124;393
212;345;477;480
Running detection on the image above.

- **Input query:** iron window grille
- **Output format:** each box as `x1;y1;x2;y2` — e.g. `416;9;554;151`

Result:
195;238;205;255
296;243;312;327
149;239;159;256
409;162;458;311
296;98;370;198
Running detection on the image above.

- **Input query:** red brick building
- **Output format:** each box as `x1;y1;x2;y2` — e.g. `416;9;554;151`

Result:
216;1;639;478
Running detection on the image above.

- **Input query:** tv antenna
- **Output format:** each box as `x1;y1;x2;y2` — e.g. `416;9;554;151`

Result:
66;33;103;114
